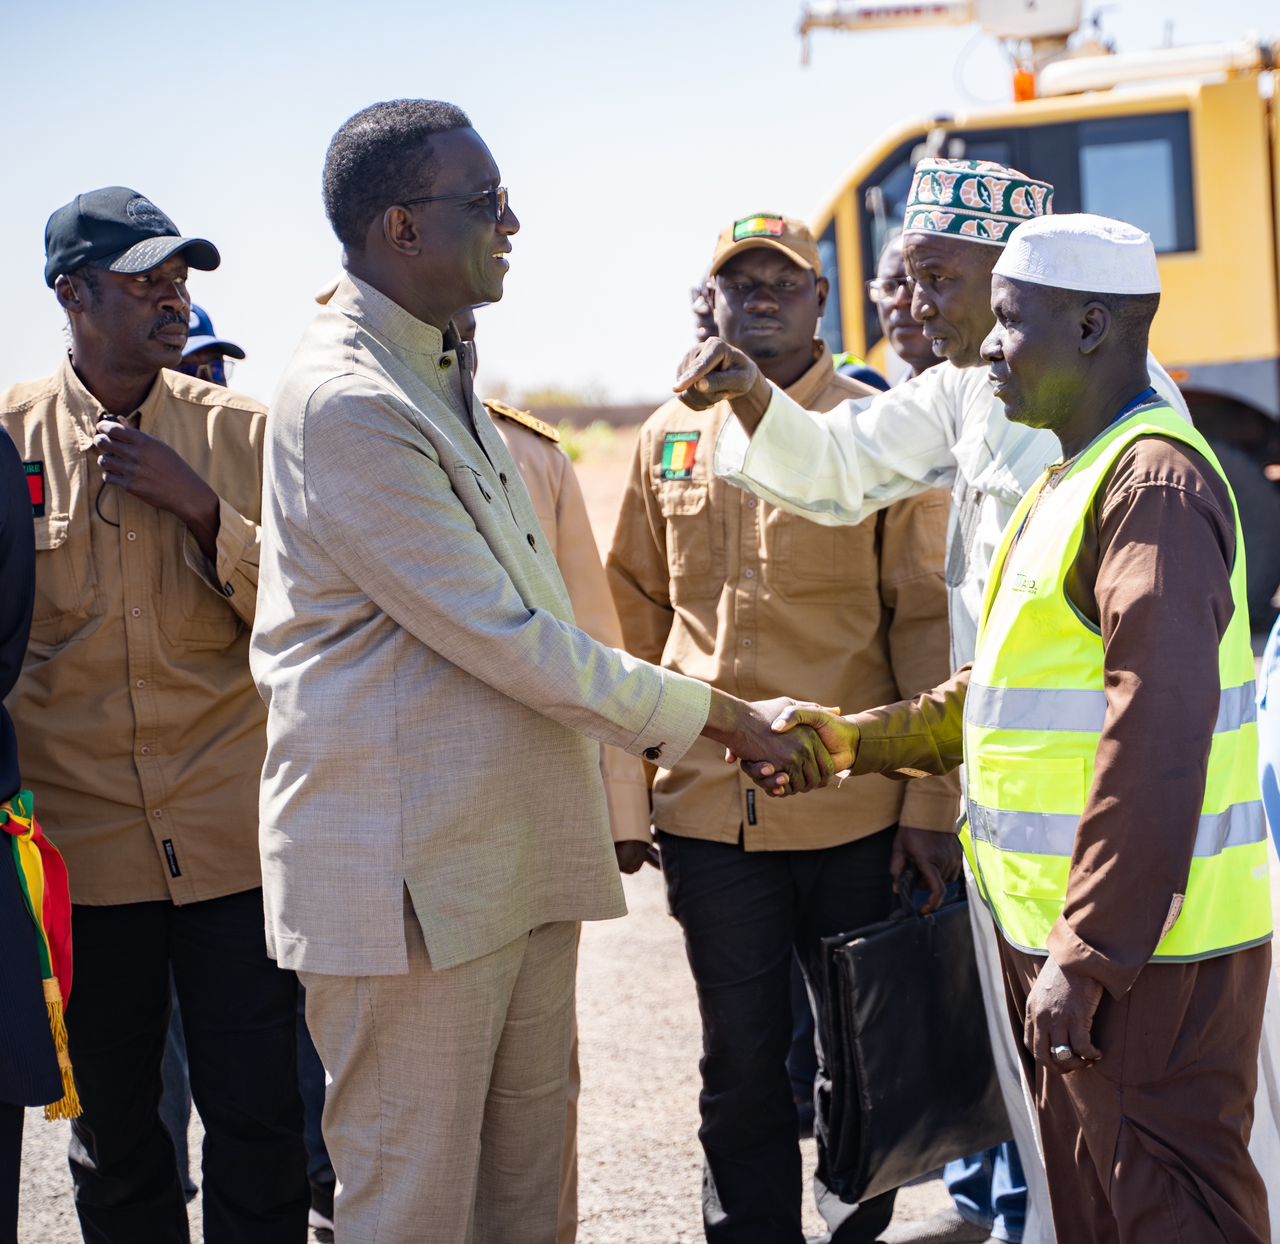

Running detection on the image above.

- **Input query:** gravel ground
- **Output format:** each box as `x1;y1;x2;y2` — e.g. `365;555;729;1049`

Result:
17;870;951;1242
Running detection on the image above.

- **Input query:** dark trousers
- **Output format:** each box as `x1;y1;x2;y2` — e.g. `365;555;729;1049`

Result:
659;827;900;1244
295;987;334;1190
66;889;308;1244
1000;940;1272;1244
0;1102;21;1244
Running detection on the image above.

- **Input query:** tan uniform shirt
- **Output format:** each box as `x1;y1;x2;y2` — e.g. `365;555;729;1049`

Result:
489;400;650;845
0;360;266;905
608;343;959;850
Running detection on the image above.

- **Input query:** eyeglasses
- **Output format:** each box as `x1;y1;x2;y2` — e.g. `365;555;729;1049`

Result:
866;276;914;304
400;186;510;223
180;357;233;386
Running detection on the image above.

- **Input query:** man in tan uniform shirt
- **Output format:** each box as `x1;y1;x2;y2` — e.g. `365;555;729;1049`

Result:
1;188;307;1243
607;215;960;1243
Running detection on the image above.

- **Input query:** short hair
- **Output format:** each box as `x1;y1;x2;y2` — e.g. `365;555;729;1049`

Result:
323;99;472;251
1041;285;1160;351
876;230;903;265
74;264;103;300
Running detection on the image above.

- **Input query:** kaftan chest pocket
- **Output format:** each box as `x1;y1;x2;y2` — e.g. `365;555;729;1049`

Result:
29;464;101;649
657;483;722;599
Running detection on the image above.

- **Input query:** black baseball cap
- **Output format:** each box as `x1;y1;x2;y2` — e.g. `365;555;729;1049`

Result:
43;186;220;289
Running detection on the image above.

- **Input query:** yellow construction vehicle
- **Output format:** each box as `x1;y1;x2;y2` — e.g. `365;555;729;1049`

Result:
801;1;1280;620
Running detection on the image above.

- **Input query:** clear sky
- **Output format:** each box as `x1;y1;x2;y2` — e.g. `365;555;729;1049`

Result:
0;0;1272;406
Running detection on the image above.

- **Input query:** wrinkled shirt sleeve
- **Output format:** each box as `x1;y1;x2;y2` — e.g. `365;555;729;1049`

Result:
713;367;961;527
304;382;710;766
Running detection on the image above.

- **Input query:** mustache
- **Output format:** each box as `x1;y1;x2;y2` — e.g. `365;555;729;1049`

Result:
151;312;188;335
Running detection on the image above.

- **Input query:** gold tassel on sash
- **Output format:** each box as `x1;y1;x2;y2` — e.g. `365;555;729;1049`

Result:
42;977;81;1121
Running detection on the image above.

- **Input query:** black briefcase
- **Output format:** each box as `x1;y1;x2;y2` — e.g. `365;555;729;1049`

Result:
817;871;1012;1203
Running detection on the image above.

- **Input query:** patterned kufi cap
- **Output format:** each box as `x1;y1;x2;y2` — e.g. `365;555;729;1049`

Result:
903;158;1054;247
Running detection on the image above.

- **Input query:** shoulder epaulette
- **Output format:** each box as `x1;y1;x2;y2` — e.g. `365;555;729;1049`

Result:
484;399;560;443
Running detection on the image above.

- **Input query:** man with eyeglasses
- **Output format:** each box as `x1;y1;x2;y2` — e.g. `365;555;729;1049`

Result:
0;186;308;1242
608;213;958;1244
177;305;244;388
681;159;1191;1244
868;234;939;384
252;100;834;1244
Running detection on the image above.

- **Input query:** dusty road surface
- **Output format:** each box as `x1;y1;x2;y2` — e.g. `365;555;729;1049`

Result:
17;869;951;1243
17;423;952;1242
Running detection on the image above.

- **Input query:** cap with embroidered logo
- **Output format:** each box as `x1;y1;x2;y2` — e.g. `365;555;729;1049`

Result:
43;186;220;289
709;214;822;277
902;159;1054;247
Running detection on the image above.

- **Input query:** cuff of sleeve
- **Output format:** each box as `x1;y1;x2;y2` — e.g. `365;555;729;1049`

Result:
1046;918;1137;1000
627;671;711;770
899;776;962;832
182;496;255;599
214;497;257;590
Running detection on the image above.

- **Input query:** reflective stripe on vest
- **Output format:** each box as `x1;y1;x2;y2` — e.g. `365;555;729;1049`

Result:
964;681;1259;736
961;402;1272;962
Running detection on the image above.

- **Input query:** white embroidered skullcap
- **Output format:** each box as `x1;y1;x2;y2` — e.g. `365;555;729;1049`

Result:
993;213;1160;295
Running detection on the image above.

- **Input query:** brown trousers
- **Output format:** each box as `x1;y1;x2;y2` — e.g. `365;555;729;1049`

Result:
999;941;1273;1244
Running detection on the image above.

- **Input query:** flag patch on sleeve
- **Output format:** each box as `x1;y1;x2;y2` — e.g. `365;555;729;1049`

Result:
661;432;700;480
25;462;44;518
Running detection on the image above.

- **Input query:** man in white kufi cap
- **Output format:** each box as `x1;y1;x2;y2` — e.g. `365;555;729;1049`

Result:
674;162;1194;1244
760;214;1273;1243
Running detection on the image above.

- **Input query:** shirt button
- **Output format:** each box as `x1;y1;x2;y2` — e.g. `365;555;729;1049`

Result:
135;679;145;688
152;809;163;819
744;569;755;579
500;472;508;486
127;531;138;541
140;746;151;755
747;499;758;509
131;607;141;617
742;639;752;648
643;745;663;762
440;356;452;369
527;533;538;550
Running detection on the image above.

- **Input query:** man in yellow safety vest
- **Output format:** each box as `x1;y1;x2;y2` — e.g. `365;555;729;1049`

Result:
758;214;1273;1243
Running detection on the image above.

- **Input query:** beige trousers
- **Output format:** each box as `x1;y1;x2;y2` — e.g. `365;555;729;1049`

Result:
302;914;580;1244
557;1021;580;1244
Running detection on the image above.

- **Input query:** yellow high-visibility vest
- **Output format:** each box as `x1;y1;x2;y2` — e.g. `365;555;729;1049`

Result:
961;402;1271;960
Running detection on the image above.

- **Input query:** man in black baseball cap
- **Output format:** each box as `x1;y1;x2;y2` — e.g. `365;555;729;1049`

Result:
2;190;308;1242
42;186;220;289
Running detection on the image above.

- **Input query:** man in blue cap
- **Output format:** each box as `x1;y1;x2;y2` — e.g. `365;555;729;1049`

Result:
178;306;245;388
2;186;307;1243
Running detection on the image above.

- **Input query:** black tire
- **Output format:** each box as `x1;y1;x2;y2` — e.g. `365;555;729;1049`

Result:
1207;438;1280;631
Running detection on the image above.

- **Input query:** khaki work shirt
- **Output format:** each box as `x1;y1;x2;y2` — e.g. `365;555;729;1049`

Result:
489;401;651;845
608;343;959;850
0;359;266;905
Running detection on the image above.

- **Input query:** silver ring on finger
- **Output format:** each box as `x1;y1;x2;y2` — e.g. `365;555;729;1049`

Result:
1050;1043;1074;1062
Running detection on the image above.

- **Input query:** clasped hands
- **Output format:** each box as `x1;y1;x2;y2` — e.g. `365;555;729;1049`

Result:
703;693;858;798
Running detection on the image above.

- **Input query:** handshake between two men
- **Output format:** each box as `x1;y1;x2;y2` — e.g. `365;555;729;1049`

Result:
703;686;959;916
